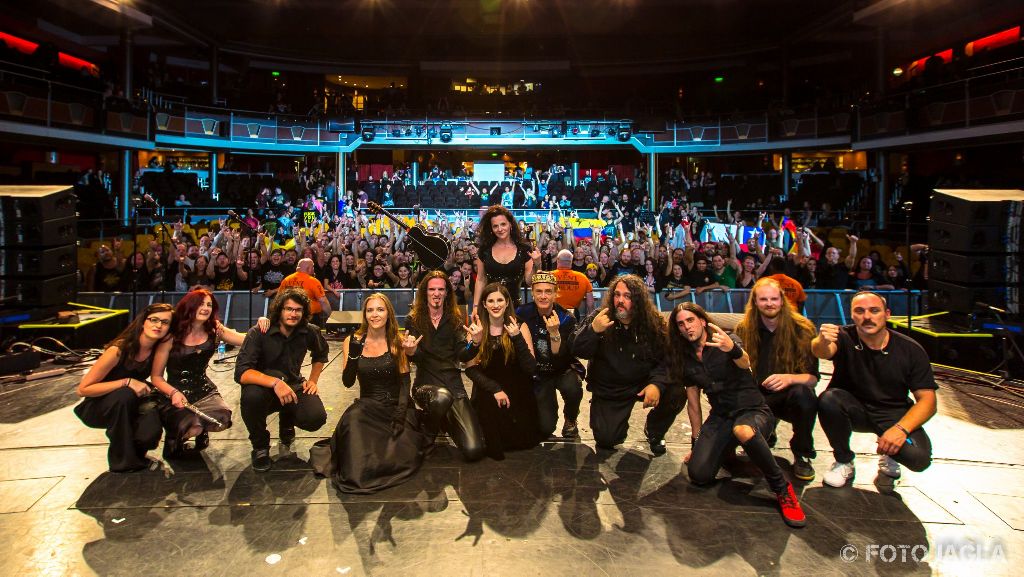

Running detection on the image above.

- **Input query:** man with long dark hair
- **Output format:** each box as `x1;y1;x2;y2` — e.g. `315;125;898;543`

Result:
574;274;666;451
235;288;329;472
734;278;820;481
668;302;806;527
404;271;485;462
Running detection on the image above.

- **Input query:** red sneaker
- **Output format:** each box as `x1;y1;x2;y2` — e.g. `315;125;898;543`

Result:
776;483;806;528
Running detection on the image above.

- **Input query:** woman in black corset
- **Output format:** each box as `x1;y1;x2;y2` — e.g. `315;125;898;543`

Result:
473;205;536;309
74;303;174;472
331;293;427;494
150;289;263;458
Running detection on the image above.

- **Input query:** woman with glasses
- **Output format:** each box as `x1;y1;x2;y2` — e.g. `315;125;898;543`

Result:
74;304;174;472
150;290;266;458
331;293;426;493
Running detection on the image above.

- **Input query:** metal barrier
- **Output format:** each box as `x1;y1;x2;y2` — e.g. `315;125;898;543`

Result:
77;288;924;333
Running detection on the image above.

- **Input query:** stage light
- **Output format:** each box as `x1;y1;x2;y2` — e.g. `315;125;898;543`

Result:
361;127;375;142
714;76;724;83
892;67;904;77
440;123;453;143
590;128;601;137
571;125;580;135
271;71;281;77
617;124;631;142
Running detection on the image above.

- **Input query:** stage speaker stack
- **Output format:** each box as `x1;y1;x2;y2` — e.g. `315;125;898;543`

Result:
928;189;1023;315
0;186;79;308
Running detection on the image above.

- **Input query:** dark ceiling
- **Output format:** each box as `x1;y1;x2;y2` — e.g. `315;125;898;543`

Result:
10;0;1024;74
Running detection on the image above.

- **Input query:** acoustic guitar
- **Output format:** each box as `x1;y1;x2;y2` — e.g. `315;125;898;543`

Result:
367;202;452;271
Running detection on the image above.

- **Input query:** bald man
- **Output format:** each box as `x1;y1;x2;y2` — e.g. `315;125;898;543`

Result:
551;249;594;317
279;258;331;326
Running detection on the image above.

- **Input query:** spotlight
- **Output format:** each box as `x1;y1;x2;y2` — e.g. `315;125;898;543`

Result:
607;127;616;136
439;123;453;143
617;124;631;142
361;127;375;142
590;128;601;137
571;125;580;135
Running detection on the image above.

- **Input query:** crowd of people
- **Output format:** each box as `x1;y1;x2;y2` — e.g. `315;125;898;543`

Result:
74;265;939;530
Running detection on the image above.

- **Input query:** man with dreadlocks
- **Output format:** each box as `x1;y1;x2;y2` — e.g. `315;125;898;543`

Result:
735;278;820;481
574;274;667;451
403;271;486;462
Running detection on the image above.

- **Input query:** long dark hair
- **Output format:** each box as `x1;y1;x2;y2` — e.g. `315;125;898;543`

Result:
596;274;665;360
107;303;174;360
409;270;464;336
268;288;311;327
665;301;718;384
477;205;529;252
474;283;516;366
173;289;218;346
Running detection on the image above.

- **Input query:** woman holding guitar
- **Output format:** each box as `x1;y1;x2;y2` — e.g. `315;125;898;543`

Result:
473;205;536;309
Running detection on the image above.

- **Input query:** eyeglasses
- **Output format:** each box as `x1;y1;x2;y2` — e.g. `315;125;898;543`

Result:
283;306;305;314
146;317;172;327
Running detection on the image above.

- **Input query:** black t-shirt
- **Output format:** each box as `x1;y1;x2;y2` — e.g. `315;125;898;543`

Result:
753;321;820;388
675;332;766;418
817;260;850;291
260;262;289;291
827;326;937;415
211;266;240;291
686;267;715;287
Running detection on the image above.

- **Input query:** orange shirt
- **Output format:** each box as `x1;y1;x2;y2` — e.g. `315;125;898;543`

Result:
279;271;326;314
551;268;593;310
767;273;807;311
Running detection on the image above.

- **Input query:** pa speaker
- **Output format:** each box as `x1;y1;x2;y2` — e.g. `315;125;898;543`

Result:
0;273;78;307
0;245;77;277
0;185;76;221
929;250;1008;284
929;279;1009;314
927;222;1006;254
0;216;77;248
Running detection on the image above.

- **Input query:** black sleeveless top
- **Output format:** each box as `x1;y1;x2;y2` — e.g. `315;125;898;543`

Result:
106;346;155;383
480;244;530;304
353;351;401;406
167;336;218;402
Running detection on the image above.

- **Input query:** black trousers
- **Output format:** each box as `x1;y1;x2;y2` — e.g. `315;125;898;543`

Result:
414;384;485;462
817;388;932;472
590;395;640;449
535;371;584;437
762;385;818;459
240;384;327;450
74;388;163;472
687;409;787;494
644;384;690;442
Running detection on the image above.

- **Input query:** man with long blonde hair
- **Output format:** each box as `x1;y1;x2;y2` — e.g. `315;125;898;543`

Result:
734;278;820;481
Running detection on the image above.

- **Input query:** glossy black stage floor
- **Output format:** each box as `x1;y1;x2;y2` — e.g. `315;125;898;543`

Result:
1;343;1021;576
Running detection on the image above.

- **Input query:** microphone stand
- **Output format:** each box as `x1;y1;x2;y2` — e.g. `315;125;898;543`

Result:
149;198;170;305
903;201;914;332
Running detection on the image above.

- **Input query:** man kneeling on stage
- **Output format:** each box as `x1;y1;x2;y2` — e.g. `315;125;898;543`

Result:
812;291;936;487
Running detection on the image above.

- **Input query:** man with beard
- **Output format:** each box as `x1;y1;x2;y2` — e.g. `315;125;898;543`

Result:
206;248;245;291
258;248;289;297
235;288;329;472
735;278;820;481
813;292;936;487
516;271;583;439
670;302;806;527
574;274;666;451
86;241;126;292
279;258;331;327
403;271;485;462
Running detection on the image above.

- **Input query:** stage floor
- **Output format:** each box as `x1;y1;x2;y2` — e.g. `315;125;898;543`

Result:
1;342;1022;576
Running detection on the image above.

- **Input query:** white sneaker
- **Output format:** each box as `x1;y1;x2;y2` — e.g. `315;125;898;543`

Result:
878;455;902;479
823;460;855;487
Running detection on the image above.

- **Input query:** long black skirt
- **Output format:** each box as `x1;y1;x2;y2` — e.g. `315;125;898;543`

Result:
330;398;428;495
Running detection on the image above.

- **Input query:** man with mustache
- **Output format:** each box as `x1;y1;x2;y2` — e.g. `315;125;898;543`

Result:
574;274;666;451
812;291;936;487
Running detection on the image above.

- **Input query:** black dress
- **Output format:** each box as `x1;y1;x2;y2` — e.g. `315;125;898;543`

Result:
159;337;233;451
74;347;163;472
331;350;427;494
480;244;530;306
468;333;541;460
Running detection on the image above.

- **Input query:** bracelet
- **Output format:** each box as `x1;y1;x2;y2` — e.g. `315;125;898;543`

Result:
894;423;912;437
727;344;744;360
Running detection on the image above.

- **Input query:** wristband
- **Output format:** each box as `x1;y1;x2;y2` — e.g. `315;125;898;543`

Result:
727;344;744;360
894;423;911;437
